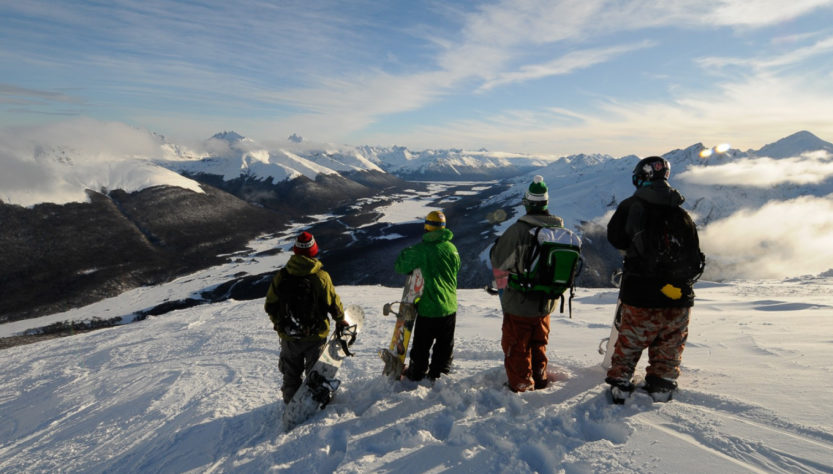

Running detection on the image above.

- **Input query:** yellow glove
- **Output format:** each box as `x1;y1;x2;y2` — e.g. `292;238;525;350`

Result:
661;284;682;300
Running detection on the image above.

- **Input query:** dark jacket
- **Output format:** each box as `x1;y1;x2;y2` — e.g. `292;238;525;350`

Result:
607;180;696;308
394;228;460;318
264;254;345;341
490;212;565;317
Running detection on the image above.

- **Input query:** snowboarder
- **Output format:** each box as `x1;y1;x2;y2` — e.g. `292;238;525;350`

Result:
264;231;349;404
490;176;566;392
605;156;703;403
394;210;461;381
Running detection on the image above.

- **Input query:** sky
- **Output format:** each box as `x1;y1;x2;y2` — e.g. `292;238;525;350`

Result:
2;0;833;156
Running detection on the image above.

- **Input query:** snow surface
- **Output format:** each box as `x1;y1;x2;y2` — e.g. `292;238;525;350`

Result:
2;239;832;472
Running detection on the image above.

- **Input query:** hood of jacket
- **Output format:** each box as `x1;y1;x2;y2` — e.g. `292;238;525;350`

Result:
422;227;454;243
285;254;323;276
518;212;564;228
634;180;685;207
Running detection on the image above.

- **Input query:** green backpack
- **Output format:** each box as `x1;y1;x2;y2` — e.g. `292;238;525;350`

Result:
508;226;583;317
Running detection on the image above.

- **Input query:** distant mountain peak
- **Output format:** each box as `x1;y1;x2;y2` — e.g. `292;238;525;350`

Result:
756;130;833;158
211;131;246;143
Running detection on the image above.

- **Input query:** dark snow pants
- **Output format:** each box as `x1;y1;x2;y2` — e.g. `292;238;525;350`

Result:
606;303;690;382
279;338;326;403
502;313;550;392
408;312;456;379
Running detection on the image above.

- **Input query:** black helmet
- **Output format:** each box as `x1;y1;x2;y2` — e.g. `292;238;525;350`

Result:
632;156;670;187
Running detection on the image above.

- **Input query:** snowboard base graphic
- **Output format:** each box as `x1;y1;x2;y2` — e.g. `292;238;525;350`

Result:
379;269;424;381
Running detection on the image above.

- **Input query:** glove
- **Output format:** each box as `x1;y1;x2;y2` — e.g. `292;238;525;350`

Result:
335;318;349;338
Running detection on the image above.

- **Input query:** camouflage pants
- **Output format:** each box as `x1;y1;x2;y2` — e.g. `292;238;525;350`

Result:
606;303;690;382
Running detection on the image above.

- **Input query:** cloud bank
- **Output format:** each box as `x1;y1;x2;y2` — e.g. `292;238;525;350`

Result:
700;194;833;280
678;151;833;187
0;119;202;207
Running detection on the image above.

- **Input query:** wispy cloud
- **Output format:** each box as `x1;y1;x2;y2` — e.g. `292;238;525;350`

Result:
2;1;833;149
0;84;84;105
478;41;656;91
705;0;833;27
698;35;833;71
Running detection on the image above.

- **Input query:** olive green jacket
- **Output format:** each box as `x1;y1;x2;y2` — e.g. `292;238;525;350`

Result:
394;228;460;318
264;254;345;341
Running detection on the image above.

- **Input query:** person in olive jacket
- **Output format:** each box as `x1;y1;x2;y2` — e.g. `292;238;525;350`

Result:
490;175;565;392
264;231;347;404
394;210;461;381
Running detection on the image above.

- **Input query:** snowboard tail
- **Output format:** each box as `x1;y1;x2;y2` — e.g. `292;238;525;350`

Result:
282;304;364;431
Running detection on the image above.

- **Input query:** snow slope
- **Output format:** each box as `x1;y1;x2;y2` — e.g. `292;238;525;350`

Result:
1;258;832;472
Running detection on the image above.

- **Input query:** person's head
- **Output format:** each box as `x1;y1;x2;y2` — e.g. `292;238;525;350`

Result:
523;175;548;213
632;156;670;187
293;231;319;258
424;210;446;232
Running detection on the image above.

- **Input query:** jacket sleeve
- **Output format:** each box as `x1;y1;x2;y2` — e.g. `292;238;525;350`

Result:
490;223;526;272
318;270;345;321
264;270;283;326
394;245;422;275
607;201;633;251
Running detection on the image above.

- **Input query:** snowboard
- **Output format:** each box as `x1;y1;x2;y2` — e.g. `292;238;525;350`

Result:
599;270;623;370
379;268;424;381
282;304;364;431
599;299;622;370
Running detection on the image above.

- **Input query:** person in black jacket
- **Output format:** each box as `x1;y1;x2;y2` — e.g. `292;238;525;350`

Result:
605;156;703;403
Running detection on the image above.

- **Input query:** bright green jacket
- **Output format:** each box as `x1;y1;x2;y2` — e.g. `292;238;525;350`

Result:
394;228;460;318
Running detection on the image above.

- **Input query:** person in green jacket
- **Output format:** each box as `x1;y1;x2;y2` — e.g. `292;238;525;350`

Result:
395;210;461;381
264;231;347;404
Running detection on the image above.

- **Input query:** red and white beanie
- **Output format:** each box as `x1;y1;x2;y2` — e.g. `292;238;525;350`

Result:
293;231;319;258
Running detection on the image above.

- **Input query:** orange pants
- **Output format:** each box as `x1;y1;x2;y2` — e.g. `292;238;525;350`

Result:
501;313;550;392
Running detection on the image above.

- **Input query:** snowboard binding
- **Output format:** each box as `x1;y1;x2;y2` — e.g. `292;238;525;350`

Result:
307;371;341;408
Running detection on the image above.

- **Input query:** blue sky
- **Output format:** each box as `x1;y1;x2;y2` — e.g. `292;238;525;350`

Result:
2;0;833;156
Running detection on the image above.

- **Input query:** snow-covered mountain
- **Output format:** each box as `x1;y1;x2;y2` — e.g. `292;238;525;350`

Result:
159;131;386;183
2;226;832;472
2;123;832;322
357;145;556;180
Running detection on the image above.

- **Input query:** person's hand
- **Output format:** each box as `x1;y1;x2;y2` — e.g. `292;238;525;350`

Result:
335;318;349;337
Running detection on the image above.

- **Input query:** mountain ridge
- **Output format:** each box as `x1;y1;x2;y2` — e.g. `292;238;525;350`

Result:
2;129;832;322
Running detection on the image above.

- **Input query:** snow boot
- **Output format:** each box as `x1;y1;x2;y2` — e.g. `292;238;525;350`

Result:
605;377;635;405
403;365;426;382
643;374;677;402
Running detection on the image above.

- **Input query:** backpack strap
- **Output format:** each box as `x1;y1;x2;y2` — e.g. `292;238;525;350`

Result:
520;226;543;291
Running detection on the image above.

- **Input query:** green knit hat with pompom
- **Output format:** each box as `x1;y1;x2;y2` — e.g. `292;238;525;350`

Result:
523;175;548;210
